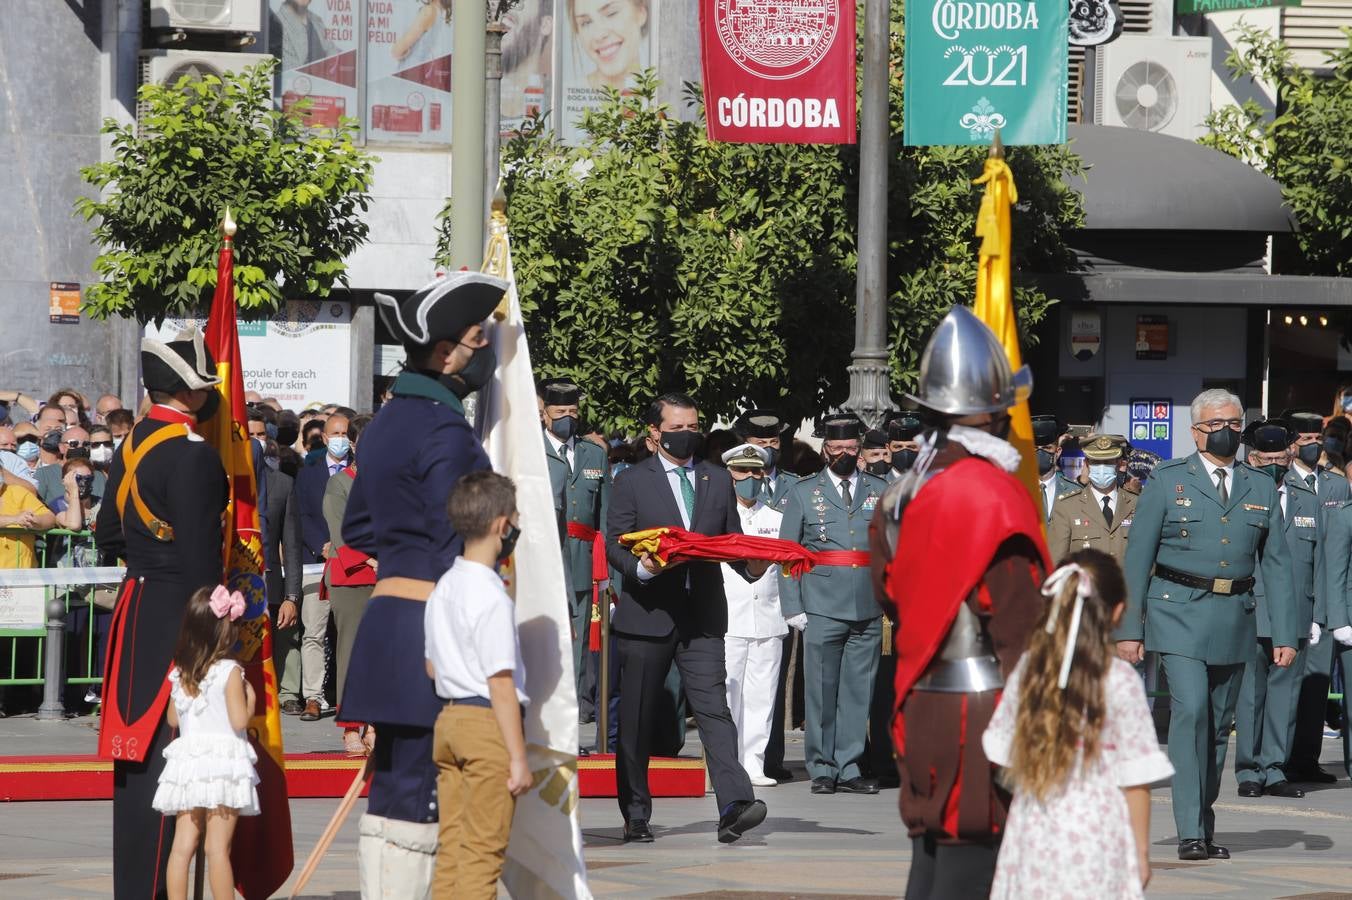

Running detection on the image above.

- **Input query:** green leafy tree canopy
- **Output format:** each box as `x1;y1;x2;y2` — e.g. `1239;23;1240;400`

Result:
76;59;376;321
1203;25;1352;276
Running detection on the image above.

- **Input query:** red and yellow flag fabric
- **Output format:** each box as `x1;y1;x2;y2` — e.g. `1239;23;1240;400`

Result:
201;224;294;899
972;154;1043;521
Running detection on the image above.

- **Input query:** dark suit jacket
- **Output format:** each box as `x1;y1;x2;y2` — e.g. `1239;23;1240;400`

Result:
605;455;749;639
260;467;302;606
293;455;341;564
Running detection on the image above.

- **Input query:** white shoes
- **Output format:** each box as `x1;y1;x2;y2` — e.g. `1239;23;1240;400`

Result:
750;774;777;787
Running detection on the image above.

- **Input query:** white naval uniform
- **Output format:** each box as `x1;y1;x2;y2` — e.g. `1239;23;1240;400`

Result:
722;498;789;780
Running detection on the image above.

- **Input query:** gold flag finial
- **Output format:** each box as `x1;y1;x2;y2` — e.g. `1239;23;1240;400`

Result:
988;129;1004;160
222;207;238;242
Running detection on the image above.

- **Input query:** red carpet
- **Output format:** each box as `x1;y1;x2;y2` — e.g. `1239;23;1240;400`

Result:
0;753;705;802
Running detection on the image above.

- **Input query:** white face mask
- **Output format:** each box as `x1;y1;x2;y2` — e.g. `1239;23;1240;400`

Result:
1088;464;1118;489
90;446;113;465
112;436;124;451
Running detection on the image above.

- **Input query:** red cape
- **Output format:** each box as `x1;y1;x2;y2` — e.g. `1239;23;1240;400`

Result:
887;456;1049;753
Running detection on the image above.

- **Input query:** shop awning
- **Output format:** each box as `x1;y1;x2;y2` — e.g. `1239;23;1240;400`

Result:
1033;271;1352;306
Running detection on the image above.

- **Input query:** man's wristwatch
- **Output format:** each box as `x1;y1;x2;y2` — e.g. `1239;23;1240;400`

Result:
283;595;299;603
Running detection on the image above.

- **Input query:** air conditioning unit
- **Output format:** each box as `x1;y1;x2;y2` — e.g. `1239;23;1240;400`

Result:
1093;36;1212;140
149;0;261;33
138;50;274;124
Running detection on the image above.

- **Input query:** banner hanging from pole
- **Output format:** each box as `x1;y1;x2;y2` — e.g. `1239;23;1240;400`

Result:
903;0;1068;146
699;0;857;144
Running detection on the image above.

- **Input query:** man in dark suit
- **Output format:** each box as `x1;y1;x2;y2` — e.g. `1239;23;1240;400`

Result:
292;413;351;720
605;392;769;845
259;437;304;715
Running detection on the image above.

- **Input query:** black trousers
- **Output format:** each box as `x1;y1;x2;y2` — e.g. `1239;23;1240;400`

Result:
864;652;897;778
113;715;176;899
904;834;1000;900
614;630;752;822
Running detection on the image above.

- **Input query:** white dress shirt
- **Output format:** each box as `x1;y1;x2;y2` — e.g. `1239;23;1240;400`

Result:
1090;485;1118;520
1198;455;1235;496
1040;473;1058;519
833;470;859;503
722;501;788;639
545;429;574;470
635;454;698;583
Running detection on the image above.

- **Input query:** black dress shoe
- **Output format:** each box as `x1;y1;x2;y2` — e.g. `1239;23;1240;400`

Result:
717;799;767;844
623;819;654;843
836;777;881;795
810;777;836;794
1206;841;1230;860
1237;781;1263;798
280;699;304;716
1264;780;1305;798
1287;765;1337;784
765;765;793;783
1177;839;1209;861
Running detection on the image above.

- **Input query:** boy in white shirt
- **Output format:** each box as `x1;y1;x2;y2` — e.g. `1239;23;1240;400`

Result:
424;471;532;900
721;443;789;787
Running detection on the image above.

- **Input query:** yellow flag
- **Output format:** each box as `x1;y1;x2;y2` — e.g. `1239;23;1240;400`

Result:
972;154;1043;520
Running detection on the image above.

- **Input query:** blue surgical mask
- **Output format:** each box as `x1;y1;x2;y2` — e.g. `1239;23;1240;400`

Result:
733;476;763;501
1088;464;1118;489
327;436;350;459
17;442;40;463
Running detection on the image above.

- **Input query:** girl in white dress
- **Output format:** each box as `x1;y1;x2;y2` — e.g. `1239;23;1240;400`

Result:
153;585;260;900
983;549;1174;900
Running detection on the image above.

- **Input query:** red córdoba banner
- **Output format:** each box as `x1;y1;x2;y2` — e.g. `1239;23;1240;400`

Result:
699;0;857;144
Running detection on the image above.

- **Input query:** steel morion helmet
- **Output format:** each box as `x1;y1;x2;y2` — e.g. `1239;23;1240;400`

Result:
904;306;1033;416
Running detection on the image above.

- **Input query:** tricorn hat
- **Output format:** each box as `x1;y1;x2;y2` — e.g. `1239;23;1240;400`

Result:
539;379;582;406
884;410;922;442
735;409;784;440
141;327;220;393
1031;414;1065;447
818;413;863;441
1279;408;1324;436
862;428;888;449
1244;418;1294;453
374;271;508;349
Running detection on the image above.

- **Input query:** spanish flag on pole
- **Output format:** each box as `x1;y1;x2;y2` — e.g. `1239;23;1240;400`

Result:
971;140;1043;518
201;211;294;899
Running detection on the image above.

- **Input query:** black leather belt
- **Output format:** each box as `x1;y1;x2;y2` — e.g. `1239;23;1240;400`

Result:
1155;563;1253;596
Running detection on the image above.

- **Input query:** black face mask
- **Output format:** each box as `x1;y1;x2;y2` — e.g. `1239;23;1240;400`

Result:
659;430;702;461
498;523;521;561
75;473;94;499
1256;463;1289;486
1204;426;1241;460
1035;448;1056;475
827;452;858;477
891;449;918;473
1297;442;1322;466
40;431;63;454
196;389;221;424
449;345;496;399
865;459;890;477
549;415;578;442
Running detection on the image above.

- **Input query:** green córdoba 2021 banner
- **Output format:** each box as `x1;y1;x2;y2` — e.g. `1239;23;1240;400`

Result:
903;0;1069;146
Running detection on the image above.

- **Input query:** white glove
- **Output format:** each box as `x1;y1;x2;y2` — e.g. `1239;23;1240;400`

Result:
1310;622;1322;646
786;613;808;632
1334;625;1352;647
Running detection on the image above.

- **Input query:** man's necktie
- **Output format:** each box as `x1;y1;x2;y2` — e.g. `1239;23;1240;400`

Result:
841;478;853;508
1216;469;1228;505
561;442;572;473
1307;473;1316;490
1102;495;1113;528
676;467;696;522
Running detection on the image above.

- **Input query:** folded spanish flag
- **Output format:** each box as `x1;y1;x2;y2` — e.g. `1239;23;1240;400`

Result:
620;526;818;578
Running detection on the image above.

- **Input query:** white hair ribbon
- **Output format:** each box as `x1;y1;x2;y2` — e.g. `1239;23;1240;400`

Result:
1040;563;1094;690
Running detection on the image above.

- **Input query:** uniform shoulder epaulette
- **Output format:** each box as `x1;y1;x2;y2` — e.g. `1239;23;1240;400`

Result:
861;471;889;489
1057;485;1084;500
1154;457;1186;472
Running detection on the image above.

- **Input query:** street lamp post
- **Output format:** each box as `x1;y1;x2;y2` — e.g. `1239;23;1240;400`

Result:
844;0;895;429
485;18;507;219
449;0;488;269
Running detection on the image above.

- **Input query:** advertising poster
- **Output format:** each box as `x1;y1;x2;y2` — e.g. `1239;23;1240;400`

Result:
0;585;45;632
1135;314;1169;360
500;0;555;139
147;301;352;409
699;0;857;145
366;0;453;144
49;282;81;325
556;0;655;144
271;0;361;133
1129;398;1173;461
903;0;1068;146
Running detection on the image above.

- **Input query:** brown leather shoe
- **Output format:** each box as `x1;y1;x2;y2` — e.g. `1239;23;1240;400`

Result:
299;699;322;721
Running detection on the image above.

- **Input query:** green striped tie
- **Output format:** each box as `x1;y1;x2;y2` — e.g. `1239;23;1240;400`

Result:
676;467;696;521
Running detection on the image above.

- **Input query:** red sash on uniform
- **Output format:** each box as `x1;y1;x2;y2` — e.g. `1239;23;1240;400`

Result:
98;578;173;762
887;457;1049;755
567;521;607;651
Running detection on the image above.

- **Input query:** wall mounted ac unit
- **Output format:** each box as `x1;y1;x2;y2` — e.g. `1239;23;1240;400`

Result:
149;0;261;33
1093;36;1212;140
138;50;274;124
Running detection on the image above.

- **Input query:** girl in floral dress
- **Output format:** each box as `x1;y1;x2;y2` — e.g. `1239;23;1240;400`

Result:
152;585;260;900
983;549;1173;899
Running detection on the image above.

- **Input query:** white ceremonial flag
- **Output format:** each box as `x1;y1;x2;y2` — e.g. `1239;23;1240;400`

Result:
476;207;592;900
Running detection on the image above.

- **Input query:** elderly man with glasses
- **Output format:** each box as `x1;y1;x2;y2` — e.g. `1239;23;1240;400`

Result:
1117;388;1298;863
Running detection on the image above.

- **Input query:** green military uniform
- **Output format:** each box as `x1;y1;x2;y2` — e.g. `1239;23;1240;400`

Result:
766;468;801;512
778;419;888;787
1235;446;1320;792
1319;500;1352;778
1046;434;1136;566
1031;414;1078;523
1119;451;1297;843
1038;471;1081;524
540;380;609;721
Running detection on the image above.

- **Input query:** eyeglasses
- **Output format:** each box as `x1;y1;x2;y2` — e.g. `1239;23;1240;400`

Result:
89;440;113;448
64;440;88;448
1195;419;1243;432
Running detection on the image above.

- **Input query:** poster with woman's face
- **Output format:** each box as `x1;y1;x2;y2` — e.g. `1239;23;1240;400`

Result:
270;0;359;134
557;0;653;144
366;0;453;144
500;0;555;139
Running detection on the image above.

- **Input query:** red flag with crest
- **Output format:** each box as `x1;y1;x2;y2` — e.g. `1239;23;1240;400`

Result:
201;216;294;899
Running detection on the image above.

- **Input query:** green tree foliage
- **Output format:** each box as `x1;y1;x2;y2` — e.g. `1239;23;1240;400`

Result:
76;60;375;322
449;15;1082;433
1203;25;1352;275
